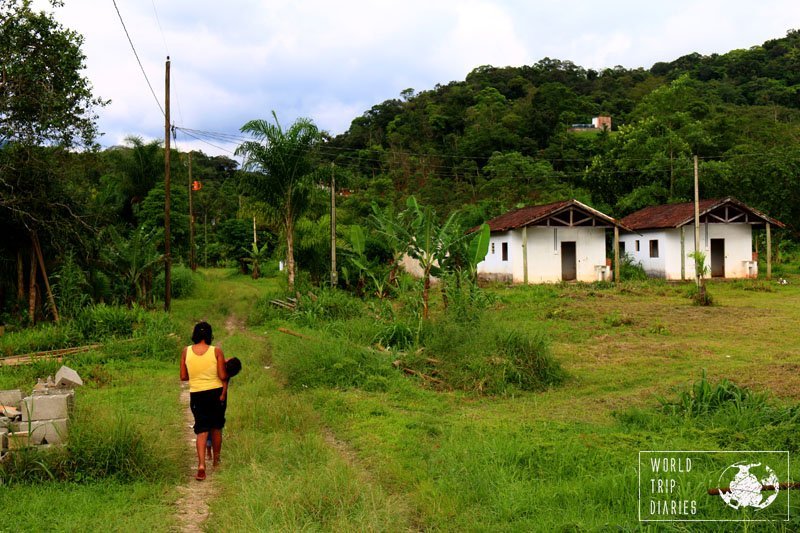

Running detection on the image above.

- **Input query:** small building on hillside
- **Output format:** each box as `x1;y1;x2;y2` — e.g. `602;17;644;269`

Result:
569;115;612;132
619;197;784;280
477;199;625;284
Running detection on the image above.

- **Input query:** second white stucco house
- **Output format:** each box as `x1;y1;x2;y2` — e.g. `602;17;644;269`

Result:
619;197;784;280
476;199;625;283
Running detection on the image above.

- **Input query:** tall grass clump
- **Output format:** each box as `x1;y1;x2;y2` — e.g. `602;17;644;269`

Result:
658;370;767;418
275;335;395;392
0;322;83;356
154;264;196;299
52;252;91;319
399;316;565;394
0;411;178;484
291;288;365;325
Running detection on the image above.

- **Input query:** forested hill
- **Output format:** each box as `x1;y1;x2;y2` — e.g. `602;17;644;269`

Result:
327;29;800;236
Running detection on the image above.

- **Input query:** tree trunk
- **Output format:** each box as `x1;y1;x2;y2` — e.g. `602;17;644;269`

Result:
286;213;296;291
440;277;448;311
32;232;59;322
422;274;430;320
17;249;24;301
28;247;37;325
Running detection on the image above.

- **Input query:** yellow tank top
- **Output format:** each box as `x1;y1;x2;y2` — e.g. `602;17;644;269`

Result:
186;345;224;392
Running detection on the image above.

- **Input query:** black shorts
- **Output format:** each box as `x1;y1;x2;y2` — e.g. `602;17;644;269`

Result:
189;387;226;434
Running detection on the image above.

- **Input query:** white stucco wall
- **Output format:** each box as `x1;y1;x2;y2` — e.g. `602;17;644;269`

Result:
619;223;756;279
478;226;609;283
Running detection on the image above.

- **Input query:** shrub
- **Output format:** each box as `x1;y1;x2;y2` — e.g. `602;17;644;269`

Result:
52;252;91;319
400;317;565;395
291;288;364;325
618;253;647;281
154;264;196;300
276;336;395;391
74;304;146;340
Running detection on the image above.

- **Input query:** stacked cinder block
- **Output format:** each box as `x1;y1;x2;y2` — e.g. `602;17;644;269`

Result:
0;365;82;452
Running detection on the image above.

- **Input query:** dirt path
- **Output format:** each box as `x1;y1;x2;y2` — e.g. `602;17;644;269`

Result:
174;384;216;532
172;315;244;532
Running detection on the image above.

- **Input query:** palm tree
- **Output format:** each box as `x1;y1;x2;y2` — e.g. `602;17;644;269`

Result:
236;112;320;291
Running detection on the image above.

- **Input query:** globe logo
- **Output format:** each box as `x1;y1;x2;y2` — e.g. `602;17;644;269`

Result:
717;462;780;510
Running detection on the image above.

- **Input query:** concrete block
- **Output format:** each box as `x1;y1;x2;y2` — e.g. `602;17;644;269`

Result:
0;389;22;407
27;419;68;445
21;393;73;422
55;366;83;388
0;427;6;450
7;430;30;450
0;416;8;428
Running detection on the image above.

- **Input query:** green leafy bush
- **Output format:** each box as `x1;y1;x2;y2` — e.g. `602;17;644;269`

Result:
154;264;196;300
618;253;647;281
291;288;365;325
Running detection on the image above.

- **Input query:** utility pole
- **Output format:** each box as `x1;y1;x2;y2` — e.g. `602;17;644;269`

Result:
164;56;171;312
693;155;701;288
188;152;195;271
330;162;337;288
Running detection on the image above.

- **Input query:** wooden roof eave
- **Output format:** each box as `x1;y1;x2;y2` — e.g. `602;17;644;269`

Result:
673;197;785;229
517;199;634;232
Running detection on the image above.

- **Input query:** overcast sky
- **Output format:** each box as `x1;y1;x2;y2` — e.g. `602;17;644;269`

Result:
33;0;800;158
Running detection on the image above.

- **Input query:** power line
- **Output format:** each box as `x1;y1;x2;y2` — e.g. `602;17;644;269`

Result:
112;0;165;117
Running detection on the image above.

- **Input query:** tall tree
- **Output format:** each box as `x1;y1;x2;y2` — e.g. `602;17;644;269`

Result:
0;0;105;322
235;112;321;290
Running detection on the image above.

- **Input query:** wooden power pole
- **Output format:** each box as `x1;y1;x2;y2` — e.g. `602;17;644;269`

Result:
188;152;196;271
164;56;172;312
330;162;337;288
693;155;701;287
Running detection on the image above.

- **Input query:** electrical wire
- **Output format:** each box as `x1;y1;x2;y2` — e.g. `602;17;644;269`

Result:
112;0;165;117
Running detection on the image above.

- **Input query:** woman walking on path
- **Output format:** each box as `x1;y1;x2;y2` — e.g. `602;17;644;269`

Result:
180;321;228;481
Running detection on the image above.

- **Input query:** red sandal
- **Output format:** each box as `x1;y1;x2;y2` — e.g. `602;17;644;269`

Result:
195;468;206;481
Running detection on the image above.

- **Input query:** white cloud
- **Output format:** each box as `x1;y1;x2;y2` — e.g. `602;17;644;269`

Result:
26;0;800;152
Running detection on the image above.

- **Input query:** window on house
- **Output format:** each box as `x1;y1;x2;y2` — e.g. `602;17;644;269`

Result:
619;241;626;255
649;239;659;258
491;242;495;255
502;242;508;261
635;240;640;252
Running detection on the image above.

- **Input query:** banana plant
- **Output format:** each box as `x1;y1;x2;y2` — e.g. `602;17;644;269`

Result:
242;241;269;279
345;224;389;298
404;196;462;319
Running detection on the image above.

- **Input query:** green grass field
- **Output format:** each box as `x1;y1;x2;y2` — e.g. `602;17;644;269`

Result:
4;270;800;531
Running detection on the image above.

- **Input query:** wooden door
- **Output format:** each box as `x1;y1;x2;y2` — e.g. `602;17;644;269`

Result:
710;239;725;278
561;241;576;281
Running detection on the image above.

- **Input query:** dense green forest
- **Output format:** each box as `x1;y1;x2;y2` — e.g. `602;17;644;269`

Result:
328;29;800;230
2;0;800;325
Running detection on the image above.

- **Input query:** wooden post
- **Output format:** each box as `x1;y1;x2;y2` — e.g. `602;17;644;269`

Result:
28;246;37;325
693;155;701;287
680;226;685;280
164;56;171;312
330;162;337;288
188;152;195;271
613;225;620;283
16;249;24;303
766;222;772;280
32;233;59;323
522;225;528;284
